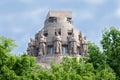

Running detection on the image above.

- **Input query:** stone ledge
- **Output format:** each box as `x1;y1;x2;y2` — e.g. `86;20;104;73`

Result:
36;55;81;68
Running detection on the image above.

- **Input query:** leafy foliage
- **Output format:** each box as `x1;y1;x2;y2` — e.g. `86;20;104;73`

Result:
87;42;106;69
101;27;120;79
0;26;120;80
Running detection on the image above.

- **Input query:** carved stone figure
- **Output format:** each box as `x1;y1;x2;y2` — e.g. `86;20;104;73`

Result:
81;37;88;56
79;32;83;55
79;32;82;41
27;43;33;56
27;38;36;56
27;11;88;58
38;30;46;56
53;32;62;54
68;33;77;55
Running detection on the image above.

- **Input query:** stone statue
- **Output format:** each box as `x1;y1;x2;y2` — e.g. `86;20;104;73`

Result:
27;38;36;56
53;32;62;55
81;36;88;56
27;11;89;58
68;33;77;55
38;30;46;57
79;32;82;41
79;32;83;55
27;43;33;56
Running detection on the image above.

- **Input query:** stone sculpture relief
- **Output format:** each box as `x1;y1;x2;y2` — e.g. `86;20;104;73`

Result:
27;11;88;57
27;38;36;56
53;32;62;55
81;37;88;56
38;30;46;57
68;33;77;55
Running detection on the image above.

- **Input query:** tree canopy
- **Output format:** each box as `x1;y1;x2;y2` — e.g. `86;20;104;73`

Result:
101;27;120;79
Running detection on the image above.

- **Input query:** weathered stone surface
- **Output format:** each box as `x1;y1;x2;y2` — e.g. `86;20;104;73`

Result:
37;55;81;68
27;11;88;67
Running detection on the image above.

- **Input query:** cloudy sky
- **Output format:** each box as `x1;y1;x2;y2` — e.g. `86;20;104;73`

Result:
0;0;120;55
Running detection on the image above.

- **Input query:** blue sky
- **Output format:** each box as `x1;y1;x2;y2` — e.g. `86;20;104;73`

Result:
0;0;120;55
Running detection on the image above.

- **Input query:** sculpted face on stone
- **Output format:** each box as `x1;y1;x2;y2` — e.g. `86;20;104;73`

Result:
27;11;88;57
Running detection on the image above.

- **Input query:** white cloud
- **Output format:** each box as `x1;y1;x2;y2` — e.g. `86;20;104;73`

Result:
10;27;24;33
0;14;14;23
116;0;120;4
55;0;74;3
115;8;120;17
73;10;94;20
18;0;36;4
24;8;48;18
0;7;49;26
83;0;106;4
21;8;49;24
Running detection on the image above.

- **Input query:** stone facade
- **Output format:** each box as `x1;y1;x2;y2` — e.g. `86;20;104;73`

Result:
27;11;88;58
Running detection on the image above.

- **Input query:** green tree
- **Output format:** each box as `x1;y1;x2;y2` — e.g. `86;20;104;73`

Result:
0;36;39;80
86;42;106;69
85;42;116;80
0;27;119;80
101;27;120;79
0;36;17;80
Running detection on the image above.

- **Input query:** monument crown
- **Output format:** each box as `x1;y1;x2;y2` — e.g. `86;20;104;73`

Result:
27;11;88;58
46;11;72;18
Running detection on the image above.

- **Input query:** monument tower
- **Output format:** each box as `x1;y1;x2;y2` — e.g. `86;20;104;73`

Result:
27;11;88;58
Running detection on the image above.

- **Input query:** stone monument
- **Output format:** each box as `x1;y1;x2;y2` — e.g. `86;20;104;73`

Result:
27;11;88;67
